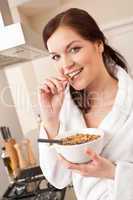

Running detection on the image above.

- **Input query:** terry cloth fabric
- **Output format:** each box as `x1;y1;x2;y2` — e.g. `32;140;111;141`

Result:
39;66;133;200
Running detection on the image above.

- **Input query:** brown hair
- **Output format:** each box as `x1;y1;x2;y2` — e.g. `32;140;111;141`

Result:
42;8;128;113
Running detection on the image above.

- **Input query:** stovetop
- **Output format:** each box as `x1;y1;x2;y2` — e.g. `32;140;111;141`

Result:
2;166;66;200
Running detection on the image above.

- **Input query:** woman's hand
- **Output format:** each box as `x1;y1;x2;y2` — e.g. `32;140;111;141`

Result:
58;148;116;179
39;76;68;138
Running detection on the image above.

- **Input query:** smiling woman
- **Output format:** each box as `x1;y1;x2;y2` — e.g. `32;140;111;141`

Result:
38;8;133;200
42;9;127;113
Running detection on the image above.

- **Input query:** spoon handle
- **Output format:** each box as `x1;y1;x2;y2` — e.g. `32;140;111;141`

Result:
38;138;63;144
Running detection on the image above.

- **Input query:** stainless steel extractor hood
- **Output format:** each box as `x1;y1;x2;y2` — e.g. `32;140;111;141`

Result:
0;0;47;68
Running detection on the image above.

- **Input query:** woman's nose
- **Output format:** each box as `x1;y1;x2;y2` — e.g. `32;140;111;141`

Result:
61;56;75;73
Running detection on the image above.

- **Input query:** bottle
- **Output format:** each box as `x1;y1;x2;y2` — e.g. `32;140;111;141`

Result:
14;139;36;170
5;138;20;177
1;147;14;183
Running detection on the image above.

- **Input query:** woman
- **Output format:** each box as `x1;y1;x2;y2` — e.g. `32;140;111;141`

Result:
39;8;133;200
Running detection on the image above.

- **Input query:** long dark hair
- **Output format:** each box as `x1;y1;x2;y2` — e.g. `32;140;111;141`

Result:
42;8;128;113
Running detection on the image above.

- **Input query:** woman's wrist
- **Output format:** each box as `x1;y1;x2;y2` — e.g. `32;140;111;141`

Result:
41;120;60;139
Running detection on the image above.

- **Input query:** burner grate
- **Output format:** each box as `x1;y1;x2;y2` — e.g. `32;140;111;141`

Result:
2;166;66;200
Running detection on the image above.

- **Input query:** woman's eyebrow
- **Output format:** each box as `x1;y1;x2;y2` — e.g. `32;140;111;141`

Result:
49;40;81;55
66;40;81;50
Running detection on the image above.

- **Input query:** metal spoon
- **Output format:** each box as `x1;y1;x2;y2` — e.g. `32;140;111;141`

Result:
38;138;63;145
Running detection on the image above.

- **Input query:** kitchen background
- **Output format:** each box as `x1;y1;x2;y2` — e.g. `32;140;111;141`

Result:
0;0;133;199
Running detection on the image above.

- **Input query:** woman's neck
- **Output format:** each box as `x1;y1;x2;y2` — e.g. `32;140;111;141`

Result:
86;69;118;107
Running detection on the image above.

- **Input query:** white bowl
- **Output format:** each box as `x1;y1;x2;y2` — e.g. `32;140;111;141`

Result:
52;128;104;163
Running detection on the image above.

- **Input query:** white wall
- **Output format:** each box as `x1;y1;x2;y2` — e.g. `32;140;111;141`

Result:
32;56;58;85
104;20;133;76
0;69;22;140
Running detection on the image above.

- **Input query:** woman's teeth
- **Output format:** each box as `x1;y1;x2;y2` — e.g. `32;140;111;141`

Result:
67;68;83;79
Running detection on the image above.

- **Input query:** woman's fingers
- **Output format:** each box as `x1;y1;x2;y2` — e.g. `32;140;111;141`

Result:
50;77;68;92
41;77;68;95
39;77;68;110
42;79;58;94
85;148;100;164
41;84;50;93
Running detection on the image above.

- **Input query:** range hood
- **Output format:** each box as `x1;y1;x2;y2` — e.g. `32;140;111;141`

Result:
0;0;47;68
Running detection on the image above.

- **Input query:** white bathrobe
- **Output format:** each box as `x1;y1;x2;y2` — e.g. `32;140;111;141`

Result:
39;66;133;200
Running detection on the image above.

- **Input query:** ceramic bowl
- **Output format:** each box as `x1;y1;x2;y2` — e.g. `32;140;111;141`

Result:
52;128;105;163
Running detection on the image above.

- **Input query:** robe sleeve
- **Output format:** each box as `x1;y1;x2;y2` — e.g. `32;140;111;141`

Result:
112;161;133;200
38;122;72;189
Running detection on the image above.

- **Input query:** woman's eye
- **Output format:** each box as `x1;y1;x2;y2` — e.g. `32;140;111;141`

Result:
51;54;60;61
69;47;81;54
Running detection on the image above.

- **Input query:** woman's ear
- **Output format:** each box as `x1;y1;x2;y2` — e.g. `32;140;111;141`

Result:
94;41;104;54
98;41;104;53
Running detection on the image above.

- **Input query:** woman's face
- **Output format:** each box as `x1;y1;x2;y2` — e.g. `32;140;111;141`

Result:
47;26;105;90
